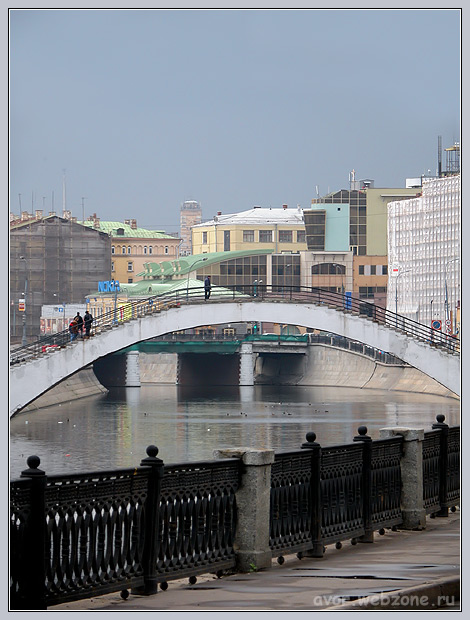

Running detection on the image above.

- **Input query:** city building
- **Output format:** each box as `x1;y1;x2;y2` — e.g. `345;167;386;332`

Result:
180;200;202;256
79;215;181;284
304;177;422;306
386;174;460;334
191;205;307;255
10;214;111;343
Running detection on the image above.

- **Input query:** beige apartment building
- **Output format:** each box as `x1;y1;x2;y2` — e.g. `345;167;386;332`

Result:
191;206;308;255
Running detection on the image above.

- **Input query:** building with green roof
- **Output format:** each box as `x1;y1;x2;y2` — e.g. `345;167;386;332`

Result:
80;214;181;285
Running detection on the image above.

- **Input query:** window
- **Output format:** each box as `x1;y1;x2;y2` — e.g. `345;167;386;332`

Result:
111;261;115;272
165;246;169;254
128;278;133;283
382;265;388;275
203;231;208;244
243;230;255;242
127;262;133;272
111;246;115;254
304;210;326;251
149;246;153;254
127;246;131;254
359;265;365;275
297;230;306;243
121;246;126;254
279;230;292;243
370;265;376;275
144;246;147;254
259;230;273;243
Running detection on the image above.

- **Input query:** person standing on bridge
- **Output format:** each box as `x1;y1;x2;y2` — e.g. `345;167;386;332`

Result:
75;312;84;337
69;318;79;342
204;275;211;300
84;310;93;338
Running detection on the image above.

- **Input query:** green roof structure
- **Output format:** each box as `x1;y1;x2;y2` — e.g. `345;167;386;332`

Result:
137;249;274;280
79;220;176;239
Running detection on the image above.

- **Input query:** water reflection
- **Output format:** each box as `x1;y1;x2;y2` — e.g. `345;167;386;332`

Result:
10;385;460;478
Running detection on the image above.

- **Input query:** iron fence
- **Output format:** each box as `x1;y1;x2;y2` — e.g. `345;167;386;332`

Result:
10;448;241;610
10;285;459;365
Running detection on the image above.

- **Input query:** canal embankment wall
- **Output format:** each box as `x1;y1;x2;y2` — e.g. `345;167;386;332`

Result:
20;366;108;412
140;345;457;399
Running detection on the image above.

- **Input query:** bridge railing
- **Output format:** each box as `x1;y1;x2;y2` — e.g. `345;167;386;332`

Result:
10;285;459;366
10;415;459;610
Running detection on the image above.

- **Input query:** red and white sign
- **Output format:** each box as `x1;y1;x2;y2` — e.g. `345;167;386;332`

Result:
445;319;452;334
18;299;25;312
390;264;400;277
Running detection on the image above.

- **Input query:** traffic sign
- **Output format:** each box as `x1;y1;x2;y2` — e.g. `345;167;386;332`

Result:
18;299;25;312
431;319;442;330
390;264;400;277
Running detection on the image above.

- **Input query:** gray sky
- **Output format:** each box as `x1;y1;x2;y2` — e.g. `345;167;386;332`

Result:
9;8;460;232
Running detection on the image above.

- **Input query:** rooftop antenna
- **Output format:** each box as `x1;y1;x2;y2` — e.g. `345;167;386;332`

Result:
81;197;87;223
62;169;67;216
18;194;21;210
438;136;442;177
315;185;319;197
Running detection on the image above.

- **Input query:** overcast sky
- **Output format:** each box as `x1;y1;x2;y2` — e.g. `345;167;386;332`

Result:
9;8;460;232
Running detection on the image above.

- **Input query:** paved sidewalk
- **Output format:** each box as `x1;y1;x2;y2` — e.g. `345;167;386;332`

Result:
52;511;460;612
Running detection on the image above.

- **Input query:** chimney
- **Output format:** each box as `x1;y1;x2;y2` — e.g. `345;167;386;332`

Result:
282;204;288;210
71;217;77;223
48;211;56;217
217;212;222;216
124;219;130;225
21;211;30;220
35;210;43;219
93;217;100;229
130;219;137;229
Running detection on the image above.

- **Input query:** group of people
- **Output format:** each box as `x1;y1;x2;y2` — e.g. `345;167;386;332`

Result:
69;311;93;342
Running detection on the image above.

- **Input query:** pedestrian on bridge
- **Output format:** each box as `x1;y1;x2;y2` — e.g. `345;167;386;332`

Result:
204;275;211;300
69;319;79;342
75;312;84;337
84;310;93;337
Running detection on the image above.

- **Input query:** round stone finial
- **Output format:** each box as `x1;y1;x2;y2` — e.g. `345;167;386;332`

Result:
305;431;317;443
146;445;159;458
436;414;445;424
357;426;368;436
26;455;40;469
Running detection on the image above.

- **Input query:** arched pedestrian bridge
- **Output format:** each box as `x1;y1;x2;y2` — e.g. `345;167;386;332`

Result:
10;286;460;415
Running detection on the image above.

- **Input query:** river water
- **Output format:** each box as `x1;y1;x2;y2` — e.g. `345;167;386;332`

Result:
9;385;460;479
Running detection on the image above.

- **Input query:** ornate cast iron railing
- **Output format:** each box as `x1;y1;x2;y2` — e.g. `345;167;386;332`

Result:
10;447;241;610
423;415;460;516
10;284;459;365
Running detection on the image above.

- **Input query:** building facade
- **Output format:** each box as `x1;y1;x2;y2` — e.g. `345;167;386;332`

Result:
10;215;111;343
191;206;307;255
386;174;460;334
304;180;421;307
80;216;181;284
180;200;202;256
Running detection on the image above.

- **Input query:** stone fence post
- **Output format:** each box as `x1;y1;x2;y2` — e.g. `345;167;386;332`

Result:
379;427;426;530
213;448;274;572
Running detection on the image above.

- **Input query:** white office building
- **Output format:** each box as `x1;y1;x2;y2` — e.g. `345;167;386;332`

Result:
387;174;460;334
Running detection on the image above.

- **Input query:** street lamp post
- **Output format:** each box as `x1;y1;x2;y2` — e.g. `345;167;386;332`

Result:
186;257;208;301
444;258;459;334
394;269;412;328
332;263;345;296
19;256;28;346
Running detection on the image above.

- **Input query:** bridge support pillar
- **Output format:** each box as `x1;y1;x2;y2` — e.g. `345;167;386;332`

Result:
213;448;275;572
239;342;254;386
125;351;141;387
379;427;426;530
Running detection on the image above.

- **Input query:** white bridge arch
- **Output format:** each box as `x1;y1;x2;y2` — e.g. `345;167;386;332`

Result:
10;297;460;416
